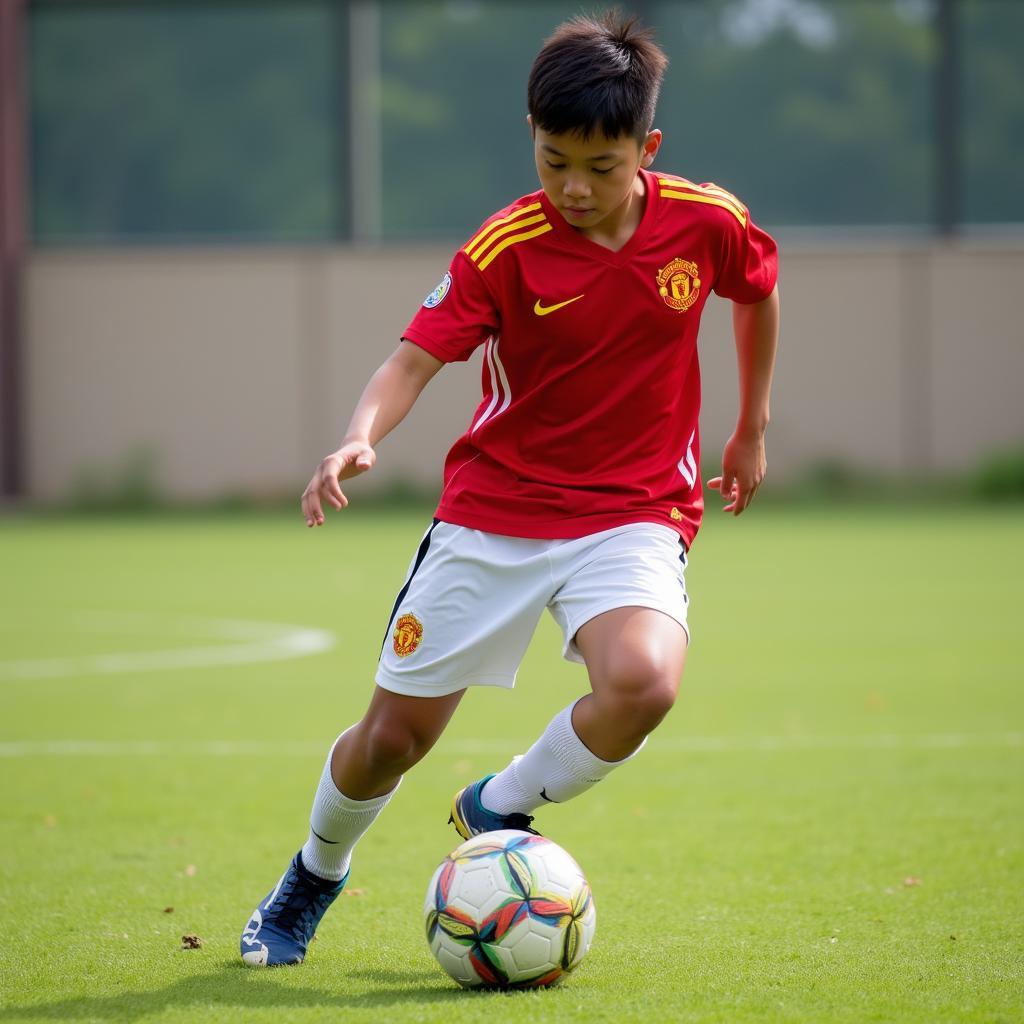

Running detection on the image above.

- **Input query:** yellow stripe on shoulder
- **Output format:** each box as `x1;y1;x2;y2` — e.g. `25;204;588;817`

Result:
658;177;746;220
659;189;749;229
658;176;743;205
477;222;553;271
467;213;547;261
464;203;543;258
699;180;747;208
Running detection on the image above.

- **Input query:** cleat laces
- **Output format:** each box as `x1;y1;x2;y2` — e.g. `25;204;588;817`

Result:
272;878;337;940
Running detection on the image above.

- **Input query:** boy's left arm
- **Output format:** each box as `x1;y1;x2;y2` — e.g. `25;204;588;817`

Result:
708;283;780;515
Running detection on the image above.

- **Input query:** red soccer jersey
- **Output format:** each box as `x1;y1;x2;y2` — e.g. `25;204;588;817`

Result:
401;167;777;548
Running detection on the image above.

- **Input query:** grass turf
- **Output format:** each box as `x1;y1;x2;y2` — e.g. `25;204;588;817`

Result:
0;504;1021;1023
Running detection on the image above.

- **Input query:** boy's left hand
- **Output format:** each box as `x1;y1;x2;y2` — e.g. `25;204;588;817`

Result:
708;429;766;515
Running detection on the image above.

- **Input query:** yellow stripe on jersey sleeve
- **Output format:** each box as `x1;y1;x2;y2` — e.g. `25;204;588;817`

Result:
658;177;747;220
659;188;747;227
467;213;547;262
477;222;554;271
658;179;746;210
697;181;747;211
658;176;743;205
464;202;543;257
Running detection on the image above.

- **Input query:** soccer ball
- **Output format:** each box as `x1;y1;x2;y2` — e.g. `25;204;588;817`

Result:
424;829;596;989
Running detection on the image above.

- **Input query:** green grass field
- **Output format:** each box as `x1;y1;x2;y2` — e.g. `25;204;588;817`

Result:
1;504;1021;1023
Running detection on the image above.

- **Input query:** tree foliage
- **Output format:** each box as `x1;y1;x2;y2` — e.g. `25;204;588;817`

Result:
28;0;1024;242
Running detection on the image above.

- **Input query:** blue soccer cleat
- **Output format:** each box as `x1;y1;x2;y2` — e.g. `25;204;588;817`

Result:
240;851;347;967
449;773;540;840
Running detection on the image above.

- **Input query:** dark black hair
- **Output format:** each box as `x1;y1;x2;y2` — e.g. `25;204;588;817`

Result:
527;10;668;142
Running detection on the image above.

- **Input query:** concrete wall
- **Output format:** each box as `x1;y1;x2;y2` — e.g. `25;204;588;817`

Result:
21;239;1024;502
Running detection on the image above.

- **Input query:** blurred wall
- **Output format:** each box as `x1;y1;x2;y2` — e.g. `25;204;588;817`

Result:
23;240;1024;502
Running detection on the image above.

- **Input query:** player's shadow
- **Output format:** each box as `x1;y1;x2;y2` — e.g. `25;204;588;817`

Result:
0;961;502;1021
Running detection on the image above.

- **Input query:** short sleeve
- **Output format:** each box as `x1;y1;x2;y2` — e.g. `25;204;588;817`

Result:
712;204;778;304
402;250;500;363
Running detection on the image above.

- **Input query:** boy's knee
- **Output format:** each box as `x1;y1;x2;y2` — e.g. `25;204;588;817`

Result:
626;676;679;728
596;657;680;728
362;717;428;772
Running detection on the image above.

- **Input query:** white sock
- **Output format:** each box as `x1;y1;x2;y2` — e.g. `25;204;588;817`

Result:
481;701;646;816
300;732;400;882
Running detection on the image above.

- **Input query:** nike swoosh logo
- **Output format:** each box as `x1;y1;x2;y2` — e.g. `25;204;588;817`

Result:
540;787;559;803
534;294;584;316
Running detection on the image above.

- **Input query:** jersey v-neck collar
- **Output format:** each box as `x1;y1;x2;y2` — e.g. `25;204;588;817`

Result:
538;168;658;268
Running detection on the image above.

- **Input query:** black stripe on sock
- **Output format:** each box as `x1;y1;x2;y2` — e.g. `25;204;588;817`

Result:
310;826;339;845
379;519;440;656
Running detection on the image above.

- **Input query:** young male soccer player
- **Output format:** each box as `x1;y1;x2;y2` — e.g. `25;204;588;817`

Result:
241;11;779;966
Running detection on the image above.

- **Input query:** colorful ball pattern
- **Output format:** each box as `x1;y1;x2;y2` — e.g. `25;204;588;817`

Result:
424;829;596;989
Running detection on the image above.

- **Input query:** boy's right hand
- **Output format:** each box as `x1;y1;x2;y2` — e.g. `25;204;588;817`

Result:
301;441;376;527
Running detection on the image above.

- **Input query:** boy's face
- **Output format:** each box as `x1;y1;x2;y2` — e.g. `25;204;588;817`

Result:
531;121;662;231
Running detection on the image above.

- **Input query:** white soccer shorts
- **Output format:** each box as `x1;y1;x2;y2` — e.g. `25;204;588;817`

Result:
375;521;689;697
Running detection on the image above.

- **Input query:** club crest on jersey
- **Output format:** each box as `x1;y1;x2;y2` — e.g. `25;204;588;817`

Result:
393;613;424;658
422;272;452;309
657;258;701;312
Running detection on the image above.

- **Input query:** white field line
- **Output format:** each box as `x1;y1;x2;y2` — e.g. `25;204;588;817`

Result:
0;615;335;680
0;733;1020;759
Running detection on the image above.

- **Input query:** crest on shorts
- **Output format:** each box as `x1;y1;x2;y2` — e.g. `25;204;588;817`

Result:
393;613;424;658
657;258;701;312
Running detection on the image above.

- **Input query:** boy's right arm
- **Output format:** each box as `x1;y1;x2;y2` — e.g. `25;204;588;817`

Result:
302;340;443;527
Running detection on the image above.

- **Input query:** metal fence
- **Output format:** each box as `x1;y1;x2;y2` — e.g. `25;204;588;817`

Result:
25;0;1024;244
